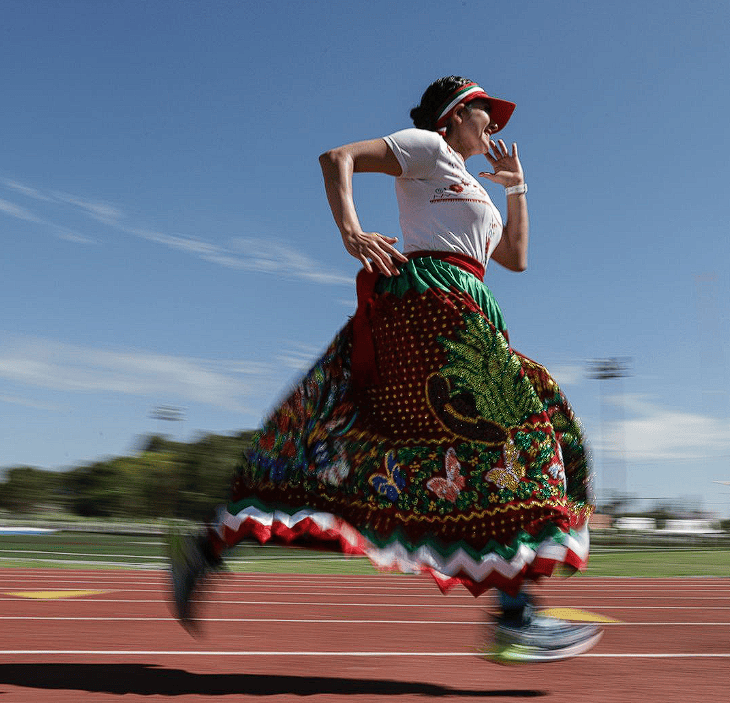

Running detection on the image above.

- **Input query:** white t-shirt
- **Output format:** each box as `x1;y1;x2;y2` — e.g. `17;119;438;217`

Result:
383;128;503;266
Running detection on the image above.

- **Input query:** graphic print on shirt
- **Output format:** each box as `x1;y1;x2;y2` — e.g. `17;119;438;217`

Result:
430;178;502;244
430;178;489;204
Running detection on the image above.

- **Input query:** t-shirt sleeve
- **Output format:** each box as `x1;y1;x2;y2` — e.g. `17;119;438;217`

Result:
383;128;441;179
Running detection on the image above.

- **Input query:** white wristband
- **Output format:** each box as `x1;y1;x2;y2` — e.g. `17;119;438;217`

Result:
505;183;528;196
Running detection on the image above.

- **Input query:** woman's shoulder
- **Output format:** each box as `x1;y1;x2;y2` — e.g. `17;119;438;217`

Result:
383;129;445;177
385;127;443;148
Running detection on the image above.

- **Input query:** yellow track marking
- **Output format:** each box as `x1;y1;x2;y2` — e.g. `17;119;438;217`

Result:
3;590;106;600
541;607;621;623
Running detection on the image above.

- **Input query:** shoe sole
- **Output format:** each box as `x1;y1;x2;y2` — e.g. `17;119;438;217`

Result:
481;630;603;665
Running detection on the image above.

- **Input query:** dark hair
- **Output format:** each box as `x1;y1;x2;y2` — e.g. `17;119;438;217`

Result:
410;76;474;131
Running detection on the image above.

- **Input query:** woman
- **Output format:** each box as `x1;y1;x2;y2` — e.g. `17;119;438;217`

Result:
170;76;601;663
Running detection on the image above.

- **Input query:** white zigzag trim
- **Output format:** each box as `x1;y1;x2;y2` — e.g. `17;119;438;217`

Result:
216;506;589;580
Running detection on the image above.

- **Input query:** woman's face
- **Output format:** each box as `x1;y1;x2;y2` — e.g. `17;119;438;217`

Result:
452;99;499;157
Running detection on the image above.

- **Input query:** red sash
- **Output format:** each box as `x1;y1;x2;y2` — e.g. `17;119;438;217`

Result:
350;251;485;390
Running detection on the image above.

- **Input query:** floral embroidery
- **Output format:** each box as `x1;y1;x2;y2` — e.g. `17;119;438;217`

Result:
369;452;406;502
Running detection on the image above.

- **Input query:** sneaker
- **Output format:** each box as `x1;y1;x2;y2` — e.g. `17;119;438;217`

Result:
482;612;603;664
167;530;221;635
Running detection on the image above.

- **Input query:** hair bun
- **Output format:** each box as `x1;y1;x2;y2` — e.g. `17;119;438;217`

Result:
409;105;430;130
410;76;471;131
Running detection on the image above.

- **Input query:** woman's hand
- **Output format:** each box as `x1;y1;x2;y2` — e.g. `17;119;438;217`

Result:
483;139;529;272
479;140;524;187
342;229;407;277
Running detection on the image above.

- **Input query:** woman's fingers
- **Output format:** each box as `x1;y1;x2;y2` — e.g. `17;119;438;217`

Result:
354;232;407;276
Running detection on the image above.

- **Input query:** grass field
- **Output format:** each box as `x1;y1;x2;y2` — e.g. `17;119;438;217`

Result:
1;530;730;577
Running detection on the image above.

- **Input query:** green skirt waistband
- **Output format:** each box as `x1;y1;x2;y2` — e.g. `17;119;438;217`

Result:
376;256;506;332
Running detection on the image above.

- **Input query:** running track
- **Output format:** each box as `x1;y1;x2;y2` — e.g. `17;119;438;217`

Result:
0;569;728;702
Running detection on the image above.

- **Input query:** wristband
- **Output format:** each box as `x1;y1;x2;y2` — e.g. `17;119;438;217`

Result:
505;183;528;196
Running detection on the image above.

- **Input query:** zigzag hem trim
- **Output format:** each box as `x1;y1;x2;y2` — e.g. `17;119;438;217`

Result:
213;506;590;597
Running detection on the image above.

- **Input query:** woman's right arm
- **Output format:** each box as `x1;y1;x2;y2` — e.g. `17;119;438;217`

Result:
319;138;408;276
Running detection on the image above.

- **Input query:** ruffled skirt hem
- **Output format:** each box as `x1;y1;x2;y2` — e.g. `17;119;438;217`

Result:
214;505;589;597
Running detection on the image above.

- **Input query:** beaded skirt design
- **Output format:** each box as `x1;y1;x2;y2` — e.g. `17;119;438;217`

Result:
213;257;593;596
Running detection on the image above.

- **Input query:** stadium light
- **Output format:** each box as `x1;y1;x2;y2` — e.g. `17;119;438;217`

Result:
586;357;632;513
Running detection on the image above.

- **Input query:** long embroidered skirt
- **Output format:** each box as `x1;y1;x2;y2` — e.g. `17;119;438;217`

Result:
213;257;593;596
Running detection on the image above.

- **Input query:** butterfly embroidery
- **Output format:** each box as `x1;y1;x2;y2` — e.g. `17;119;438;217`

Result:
547;442;567;492
369;452;406;502
427;447;466;503
486;437;525;491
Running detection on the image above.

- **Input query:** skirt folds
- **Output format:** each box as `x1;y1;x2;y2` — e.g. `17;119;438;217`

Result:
215;257;593;596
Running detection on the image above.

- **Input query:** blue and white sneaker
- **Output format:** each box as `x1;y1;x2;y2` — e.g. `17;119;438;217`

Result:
481;597;603;664
486;613;603;663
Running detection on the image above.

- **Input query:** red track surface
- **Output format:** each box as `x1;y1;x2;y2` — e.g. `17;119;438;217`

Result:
0;568;728;702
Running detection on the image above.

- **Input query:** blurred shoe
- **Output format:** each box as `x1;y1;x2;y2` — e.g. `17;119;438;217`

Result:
482;605;603;664
167;530;222;635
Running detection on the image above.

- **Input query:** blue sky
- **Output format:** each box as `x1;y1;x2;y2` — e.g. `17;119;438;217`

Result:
2;0;729;516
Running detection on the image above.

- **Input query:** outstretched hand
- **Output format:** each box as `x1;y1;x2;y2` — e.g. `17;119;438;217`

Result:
342;230;408;277
479;140;524;187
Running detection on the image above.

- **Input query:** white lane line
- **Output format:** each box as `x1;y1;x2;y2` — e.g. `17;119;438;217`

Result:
0;598;478;606
2;586;730;601
0;616;727;625
527;596;730;600
2;580;730;594
1;598;729;611
0;617;478;624
0;558;162;568
0;588;461;598
1;571;728;588
0;550;166;560
0;650;729;658
0;568;726;578
5;585;730;600
1;578;728;589
2;574;729;590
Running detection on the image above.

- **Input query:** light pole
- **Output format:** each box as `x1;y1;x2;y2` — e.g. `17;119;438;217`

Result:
150;405;186;436
587;358;632;514
712;481;730;521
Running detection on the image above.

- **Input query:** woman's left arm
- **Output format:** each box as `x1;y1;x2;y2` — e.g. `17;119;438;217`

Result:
479;140;529;272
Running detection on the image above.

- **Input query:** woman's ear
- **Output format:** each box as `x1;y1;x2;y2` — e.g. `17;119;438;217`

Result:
451;102;468;126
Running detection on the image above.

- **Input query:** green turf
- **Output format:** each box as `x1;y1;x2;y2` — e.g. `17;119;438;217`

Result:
583;548;730;577
1;531;729;577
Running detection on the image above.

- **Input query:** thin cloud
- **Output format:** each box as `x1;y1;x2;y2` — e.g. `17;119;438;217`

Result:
0;394;66;412
50;191;124;224
2;178;123;224
0;196;97;244
131;228;221;257
2;175;352;286
605;394;730;462
547;364;584;387
2;179;54;202
0;198;44;223
231;238;352;285
0;335;276;413
55;231;98;245
276;341;328;371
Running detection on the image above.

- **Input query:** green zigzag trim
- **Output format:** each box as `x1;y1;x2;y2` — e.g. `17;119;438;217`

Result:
225;496;585;563
359;522;580;563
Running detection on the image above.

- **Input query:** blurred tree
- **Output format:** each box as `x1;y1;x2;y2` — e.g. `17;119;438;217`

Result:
0;467;63;513
3;431;257;520
172;431;255;521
